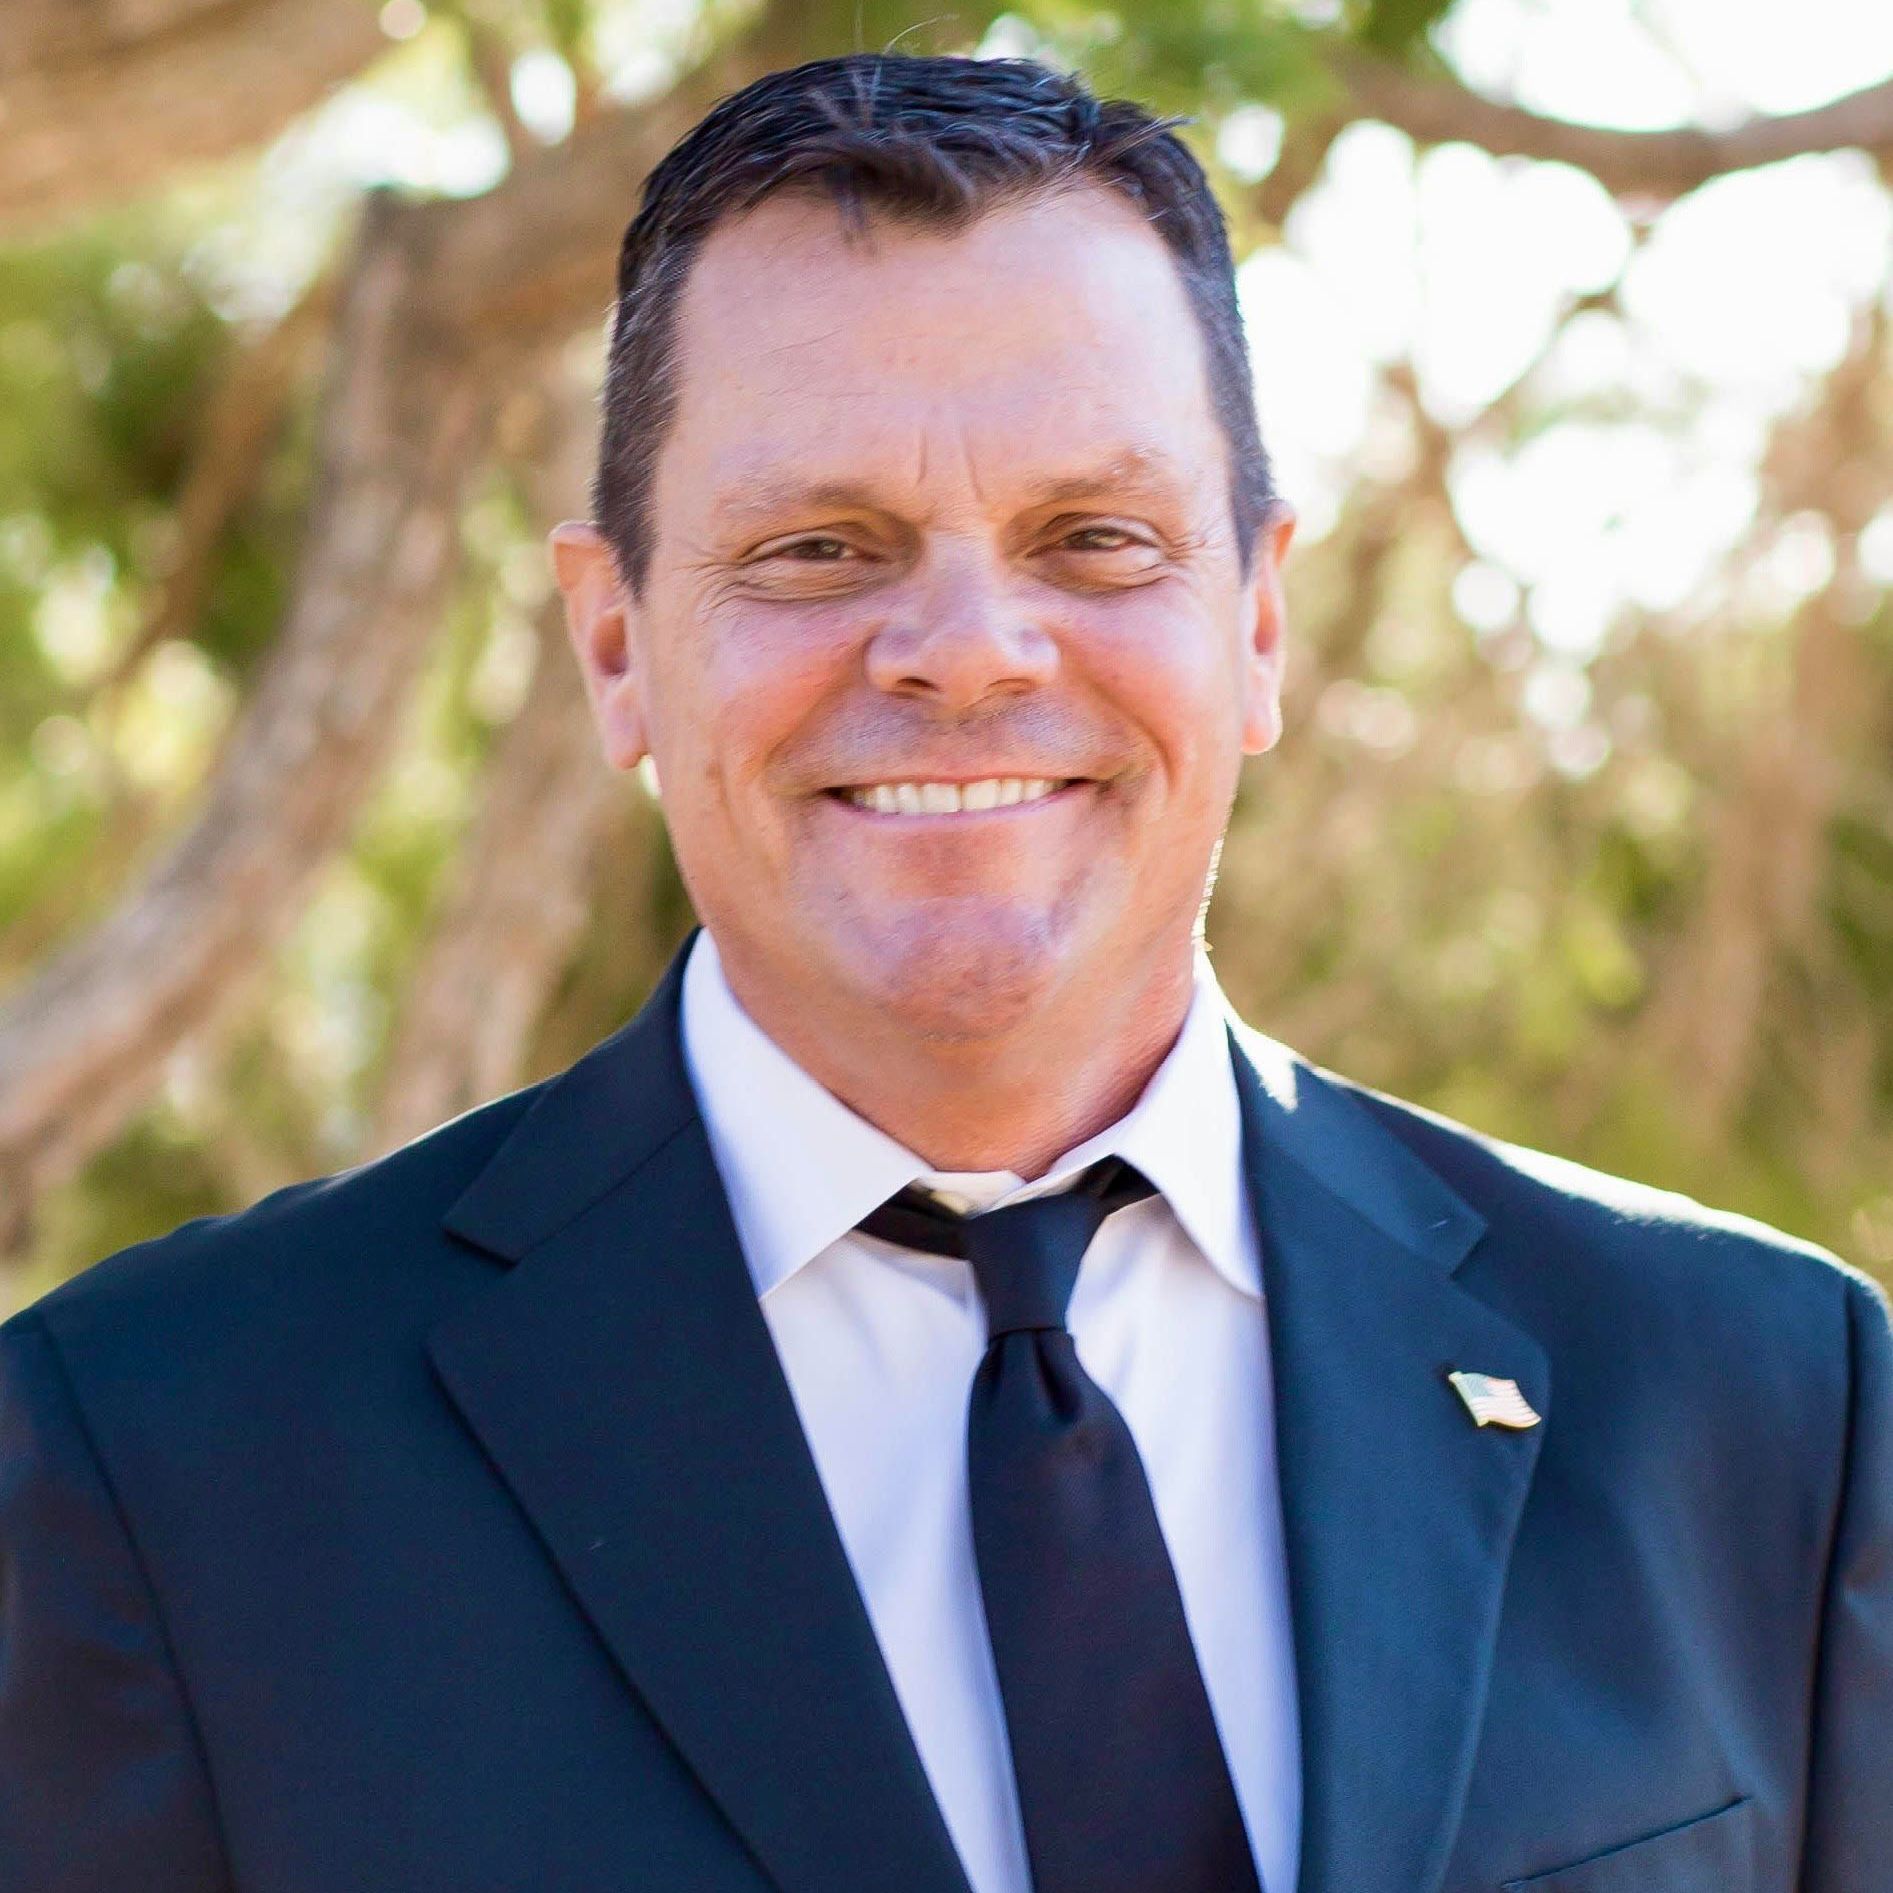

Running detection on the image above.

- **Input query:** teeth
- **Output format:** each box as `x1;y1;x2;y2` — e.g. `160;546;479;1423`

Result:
842;777;1066;814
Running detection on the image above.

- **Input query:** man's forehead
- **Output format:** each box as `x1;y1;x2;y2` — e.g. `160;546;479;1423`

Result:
665;189;1226;530
677;183;1201;379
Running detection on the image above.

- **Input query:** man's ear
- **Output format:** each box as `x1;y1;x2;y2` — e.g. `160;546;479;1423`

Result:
1239;502;1296;757
548;521;650;774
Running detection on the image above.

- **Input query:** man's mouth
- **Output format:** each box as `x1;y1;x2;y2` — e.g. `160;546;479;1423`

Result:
824;777;1080;815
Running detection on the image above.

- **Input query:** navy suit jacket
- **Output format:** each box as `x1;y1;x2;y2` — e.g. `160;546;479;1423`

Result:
3;931;1889;1892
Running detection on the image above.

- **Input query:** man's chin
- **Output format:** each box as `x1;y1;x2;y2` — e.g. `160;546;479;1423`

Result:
824;902;1078;1043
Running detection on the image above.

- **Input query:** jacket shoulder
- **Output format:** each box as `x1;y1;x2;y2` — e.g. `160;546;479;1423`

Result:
1315;1059;1879;1338
10;1080;547;1353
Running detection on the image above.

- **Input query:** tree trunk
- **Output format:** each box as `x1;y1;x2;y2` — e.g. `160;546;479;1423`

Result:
0;191;493;1242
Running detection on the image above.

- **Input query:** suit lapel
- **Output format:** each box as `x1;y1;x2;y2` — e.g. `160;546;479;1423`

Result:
428;938;971;1893
1228;1026;1549;1893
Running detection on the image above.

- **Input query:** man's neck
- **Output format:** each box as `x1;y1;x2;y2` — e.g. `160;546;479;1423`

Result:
711;940;1198;1181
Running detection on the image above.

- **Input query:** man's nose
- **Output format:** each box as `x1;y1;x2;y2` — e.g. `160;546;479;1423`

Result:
862;553;1059;713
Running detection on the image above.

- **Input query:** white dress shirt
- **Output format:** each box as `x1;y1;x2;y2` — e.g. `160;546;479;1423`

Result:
679;929;1301;1893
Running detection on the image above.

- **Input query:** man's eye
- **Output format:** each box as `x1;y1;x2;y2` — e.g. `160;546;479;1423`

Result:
1059;526;1143;553
771;536;854;562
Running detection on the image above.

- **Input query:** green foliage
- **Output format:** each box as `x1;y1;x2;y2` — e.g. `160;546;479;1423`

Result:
1348;0;1459;58
1026;1;1332;115
0;204;315;1009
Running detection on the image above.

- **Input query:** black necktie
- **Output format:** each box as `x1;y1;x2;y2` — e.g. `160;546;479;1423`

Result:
858;1159;1262;1893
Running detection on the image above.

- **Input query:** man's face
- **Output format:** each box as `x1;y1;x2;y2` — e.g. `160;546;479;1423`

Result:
556;183;1293;1045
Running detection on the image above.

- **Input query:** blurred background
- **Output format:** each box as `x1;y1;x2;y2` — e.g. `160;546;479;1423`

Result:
1;0;1889;1309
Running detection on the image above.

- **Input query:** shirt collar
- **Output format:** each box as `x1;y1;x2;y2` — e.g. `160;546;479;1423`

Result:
679;928;1260;1303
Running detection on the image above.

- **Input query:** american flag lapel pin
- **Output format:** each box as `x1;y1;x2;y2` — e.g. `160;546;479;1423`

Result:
1447;1369;1541;1430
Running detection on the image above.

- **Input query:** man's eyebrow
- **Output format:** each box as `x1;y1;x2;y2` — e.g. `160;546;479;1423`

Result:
713;476;883;526
710;446;1194;527
1032;447;1196;506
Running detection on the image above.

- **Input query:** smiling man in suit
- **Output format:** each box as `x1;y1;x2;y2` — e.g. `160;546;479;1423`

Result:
3;50;1890;1893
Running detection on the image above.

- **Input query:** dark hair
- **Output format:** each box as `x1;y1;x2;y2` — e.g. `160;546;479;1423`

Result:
593;52;1277;597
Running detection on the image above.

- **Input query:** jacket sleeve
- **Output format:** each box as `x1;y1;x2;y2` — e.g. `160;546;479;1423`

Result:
0;1313;231;1893
1801;1274;1893;1891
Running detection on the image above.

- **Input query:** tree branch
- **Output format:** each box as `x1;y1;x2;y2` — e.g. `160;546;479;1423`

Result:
99;273;343;702
420;0;827;352
371;593;620;1150
1331;45;1893;200
0;191;494;1238
1645;300;1893;1127
371;363;621;1152
0;0;384;233
439;1;537;168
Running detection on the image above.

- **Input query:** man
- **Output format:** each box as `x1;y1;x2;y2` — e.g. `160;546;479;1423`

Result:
1;49;1887;1893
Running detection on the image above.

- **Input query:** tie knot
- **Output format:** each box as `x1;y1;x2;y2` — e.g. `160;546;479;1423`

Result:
961;1190;1110;1335
858;1158;1156;1338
